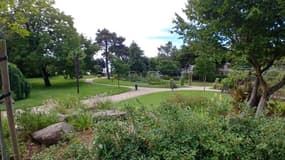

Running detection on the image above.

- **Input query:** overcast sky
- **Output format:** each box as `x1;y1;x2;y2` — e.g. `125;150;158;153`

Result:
54;0;187;57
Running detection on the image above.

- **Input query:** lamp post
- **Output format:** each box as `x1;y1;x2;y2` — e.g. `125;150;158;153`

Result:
75;54;80;94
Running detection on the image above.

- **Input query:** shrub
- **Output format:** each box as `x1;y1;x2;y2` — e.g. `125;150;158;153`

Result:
146;71;161;84
180;78;185;86
93;101;285;160
16;110;59;136
68;112;93;131
164;94;209;109
169;79;177;89
0;63;30;100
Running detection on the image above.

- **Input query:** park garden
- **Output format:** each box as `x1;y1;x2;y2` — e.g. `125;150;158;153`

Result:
0;0;285;159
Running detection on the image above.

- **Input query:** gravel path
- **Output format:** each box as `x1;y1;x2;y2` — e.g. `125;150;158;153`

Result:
81;78;220;107
1;78;219;116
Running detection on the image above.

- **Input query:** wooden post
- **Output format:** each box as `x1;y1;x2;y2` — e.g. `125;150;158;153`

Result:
0;40;20;160
0;114;8;160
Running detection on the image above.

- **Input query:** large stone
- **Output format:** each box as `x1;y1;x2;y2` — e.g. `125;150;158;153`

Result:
32;122;73;145
93;110;127;120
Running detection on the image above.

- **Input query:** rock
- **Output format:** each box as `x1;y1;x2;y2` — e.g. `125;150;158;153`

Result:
57;113;68;121
32;122;74;145
93;110;127;120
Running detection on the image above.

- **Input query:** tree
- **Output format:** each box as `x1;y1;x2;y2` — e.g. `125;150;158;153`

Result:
111;56;130;87
109;36;129;61
149;57;159;71
6;0;80;86
174;0;285;116
95;29;116;79
128;42;149;73
158;60;179;77
157;41;178;60
176;45;196;69
0;0;32;37
94;58;106;74
194;55;216;82
80;35;100;74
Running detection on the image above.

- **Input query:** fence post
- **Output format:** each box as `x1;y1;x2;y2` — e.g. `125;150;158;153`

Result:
0;40;20;160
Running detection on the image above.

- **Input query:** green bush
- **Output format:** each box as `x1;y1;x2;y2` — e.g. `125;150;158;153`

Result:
169;79;177;89
146;71;161;84
93;101;285;160
164;94;209;108
180;78;185;86
68;112;93;131
16;110;59;136
0;63;30;100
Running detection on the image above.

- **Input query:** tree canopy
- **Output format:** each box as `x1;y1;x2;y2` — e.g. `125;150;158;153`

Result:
174;0;285;115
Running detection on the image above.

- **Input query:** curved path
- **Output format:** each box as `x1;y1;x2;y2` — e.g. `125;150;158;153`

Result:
1;78;219;116
82;78;220;107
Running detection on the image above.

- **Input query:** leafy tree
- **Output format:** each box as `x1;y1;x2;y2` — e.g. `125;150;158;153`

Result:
0;0;32;36
111;56;130;87
158;41;177;58
149;57;159;71
80;35;100;74
194;56;216;82
159;60;180;77
94;58;106;74
157;41;178;60
176;45;196;69
128;42;149;73
174;0;285;116
95;29;128;79
6;0;80;86
109;36;129;61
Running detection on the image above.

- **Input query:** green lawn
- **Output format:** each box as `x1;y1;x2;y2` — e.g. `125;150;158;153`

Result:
13;76;130;109
117;90;227;108
94;78;213;88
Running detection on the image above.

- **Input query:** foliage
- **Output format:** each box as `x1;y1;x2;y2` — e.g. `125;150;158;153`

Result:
68;112;93;131
173;0;285;113
146;71;161;85
16;110;59;136
95;100;114;110
194;56;216;82
169;79;177;89
128;42;149;74
80;36;100;74
165;94;209;108
1;63;30;100
95;28;128;79
158;59;179;77
111;56;130;87
157;41;177;60
93;99;285;159
6;0;81;87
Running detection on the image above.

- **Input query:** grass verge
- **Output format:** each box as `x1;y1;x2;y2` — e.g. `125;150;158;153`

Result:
13;76;130;109
117;90;228;108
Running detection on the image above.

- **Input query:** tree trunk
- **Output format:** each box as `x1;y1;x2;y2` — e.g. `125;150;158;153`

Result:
41;65;51;87
248;78;260;108
117;74;120;88
104;41;110;80
105;55;110;79
255;92;268;117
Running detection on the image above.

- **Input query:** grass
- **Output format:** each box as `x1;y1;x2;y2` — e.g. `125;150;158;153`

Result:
13;76;130;109
94;78;213;88
117;90;227;108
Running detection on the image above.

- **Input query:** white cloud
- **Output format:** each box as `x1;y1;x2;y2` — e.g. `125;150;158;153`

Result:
54;0;187;57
